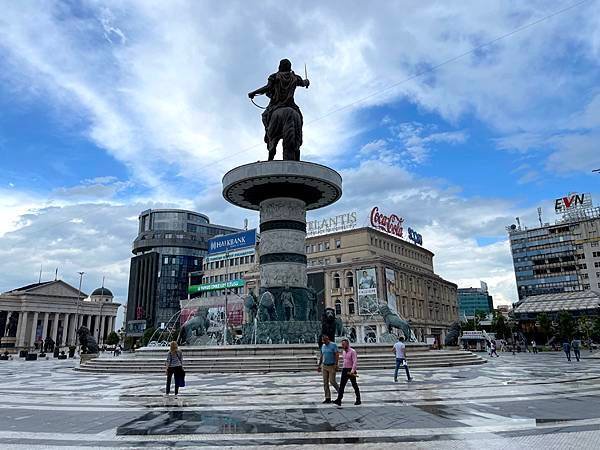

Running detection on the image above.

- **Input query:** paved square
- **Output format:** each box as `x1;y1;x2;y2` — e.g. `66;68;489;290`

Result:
1;351;600;448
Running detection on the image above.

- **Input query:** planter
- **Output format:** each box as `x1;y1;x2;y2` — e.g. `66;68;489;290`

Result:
25;353;38;361
19;350;28;358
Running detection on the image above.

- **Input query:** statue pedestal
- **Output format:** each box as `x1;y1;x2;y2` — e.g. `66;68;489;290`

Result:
223;161;342;344
80;353;99;364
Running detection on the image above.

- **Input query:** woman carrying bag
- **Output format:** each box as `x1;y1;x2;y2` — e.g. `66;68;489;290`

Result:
165;341;185;396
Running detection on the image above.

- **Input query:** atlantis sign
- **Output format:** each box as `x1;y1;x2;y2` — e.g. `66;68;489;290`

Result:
306;211;358;237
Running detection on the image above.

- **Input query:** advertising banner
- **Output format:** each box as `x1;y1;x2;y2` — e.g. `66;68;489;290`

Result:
208;229;256;255
385;267;398;314
180;303;244;328
188;279;245;294
125;320;147;337
357;267;379;315
206;247;255;263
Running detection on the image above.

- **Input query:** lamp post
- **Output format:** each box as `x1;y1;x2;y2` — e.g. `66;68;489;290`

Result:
74;271;85;349
223;250;230;346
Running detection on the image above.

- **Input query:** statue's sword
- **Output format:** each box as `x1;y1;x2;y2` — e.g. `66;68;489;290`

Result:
304;63;308;87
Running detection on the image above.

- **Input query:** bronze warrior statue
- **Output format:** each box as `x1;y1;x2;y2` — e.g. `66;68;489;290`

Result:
248;59;309;161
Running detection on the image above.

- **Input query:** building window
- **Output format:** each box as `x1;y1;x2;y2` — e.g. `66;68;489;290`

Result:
306;245;311;254
335;299;342;315
335;239;341;249
319;242;324;252
346;271;354;288
348;298;355;315
333;273;341;289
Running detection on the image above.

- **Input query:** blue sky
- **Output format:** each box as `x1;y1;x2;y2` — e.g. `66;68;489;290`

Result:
1;1;600;324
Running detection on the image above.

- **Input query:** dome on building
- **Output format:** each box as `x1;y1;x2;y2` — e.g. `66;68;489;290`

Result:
91;287;113;297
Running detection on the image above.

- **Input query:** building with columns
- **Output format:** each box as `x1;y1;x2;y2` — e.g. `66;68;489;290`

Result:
0;280;119;351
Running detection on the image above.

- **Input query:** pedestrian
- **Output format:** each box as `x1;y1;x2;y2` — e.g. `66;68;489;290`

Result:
562;340;572;362
532;340;538;354
571;337;581;362
333;339;361;406
317;334;339;404
165;341;185;397
393;335;413;382
490;341;499;357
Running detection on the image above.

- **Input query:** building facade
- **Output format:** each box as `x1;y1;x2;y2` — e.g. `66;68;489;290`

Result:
457;282;494;318
179;238;258;335
508;202;600;300
0;280;119;351
126;209;240;331
305;227;458;345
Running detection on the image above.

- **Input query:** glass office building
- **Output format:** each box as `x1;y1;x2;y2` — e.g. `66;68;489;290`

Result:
457;283;493;318
126;209;240;331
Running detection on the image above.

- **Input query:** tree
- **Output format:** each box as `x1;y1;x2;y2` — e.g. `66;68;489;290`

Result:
557;311;575;341
106;331;120;346
578;317;593;342
592;317;600;341
492;312;509;340
141;327;156;347
537;312;553;344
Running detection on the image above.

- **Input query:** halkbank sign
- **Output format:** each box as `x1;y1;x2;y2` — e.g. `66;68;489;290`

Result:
208;229;256;255
188;279;245;294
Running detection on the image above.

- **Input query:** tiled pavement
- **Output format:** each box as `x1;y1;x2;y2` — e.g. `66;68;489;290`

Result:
1;351;600;448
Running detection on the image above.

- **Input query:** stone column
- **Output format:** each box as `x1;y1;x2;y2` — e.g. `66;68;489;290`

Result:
85;314;91;329
259;197;308;290
94;315;101;342
68;313;77;345
41;312;49;341
99;315;106;344
16;311;29;348
50;312;59;343
29;311;39;349
61;313;70;346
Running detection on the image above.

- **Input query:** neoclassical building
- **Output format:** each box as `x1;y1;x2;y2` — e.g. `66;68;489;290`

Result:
0;280;120;351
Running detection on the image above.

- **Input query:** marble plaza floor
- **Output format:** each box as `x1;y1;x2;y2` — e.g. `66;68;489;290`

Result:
1;351;600;449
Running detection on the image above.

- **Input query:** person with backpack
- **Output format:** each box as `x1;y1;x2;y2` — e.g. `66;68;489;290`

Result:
165;341;185;396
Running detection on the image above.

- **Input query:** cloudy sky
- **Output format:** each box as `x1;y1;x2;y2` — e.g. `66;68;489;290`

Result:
1;0;600;326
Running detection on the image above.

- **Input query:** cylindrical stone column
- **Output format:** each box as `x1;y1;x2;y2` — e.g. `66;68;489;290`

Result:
99;315;106;344
259;197;307;289
50;313;59;343
29;311;39;348
41;312;49;341
61;313;70;346
17;311;29;348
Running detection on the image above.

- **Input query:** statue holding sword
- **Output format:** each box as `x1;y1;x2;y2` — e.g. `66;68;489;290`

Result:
248;59;310;161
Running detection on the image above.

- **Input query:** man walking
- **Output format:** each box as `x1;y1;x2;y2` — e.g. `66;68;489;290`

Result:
333;339;361;406
490;340;499;357
571;337;581;362
317;334;339;403
562;340;572;362
531;340;538;354
393;336;413;382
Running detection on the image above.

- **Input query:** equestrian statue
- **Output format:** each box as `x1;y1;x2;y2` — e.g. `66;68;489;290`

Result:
248;59;310;161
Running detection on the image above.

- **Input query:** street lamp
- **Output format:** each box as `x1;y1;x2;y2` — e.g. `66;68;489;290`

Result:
74;271;85;350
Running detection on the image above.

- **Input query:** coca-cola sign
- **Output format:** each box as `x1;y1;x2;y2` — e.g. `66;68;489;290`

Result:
370;207;404;238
